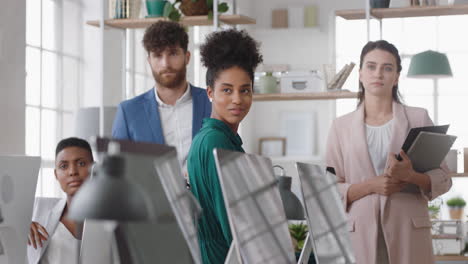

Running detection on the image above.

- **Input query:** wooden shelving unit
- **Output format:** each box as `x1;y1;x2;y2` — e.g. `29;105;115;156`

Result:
450;173;468;178
435;255;468;261
432;234;461;240
336;4;468;20
252;90;358;101
87;14;255;29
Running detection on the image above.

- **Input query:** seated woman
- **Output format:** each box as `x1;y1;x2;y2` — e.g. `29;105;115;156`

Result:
187;29;262;264
27;137;94;264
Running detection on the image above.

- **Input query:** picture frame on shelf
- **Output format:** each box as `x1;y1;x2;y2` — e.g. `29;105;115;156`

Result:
280;111;315;156
259;137;286;157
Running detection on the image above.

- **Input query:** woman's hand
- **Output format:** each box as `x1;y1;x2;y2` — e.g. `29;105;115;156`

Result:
27;221;49;249
370;174;406;196
386;151;415;182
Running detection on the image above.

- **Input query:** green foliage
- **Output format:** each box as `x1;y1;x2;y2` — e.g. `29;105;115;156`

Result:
446;197;466;208
165;0;229;22
428;204;440;213
289;222;308;252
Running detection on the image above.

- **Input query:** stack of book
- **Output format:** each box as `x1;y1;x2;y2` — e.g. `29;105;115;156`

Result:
109;0;140;19
324;62;355;90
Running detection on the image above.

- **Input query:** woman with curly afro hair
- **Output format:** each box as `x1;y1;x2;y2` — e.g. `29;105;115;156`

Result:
187;29;262;264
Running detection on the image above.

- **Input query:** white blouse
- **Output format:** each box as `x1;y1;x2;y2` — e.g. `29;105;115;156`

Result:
366;119;393;176
40;222;80;264
366;120;393;264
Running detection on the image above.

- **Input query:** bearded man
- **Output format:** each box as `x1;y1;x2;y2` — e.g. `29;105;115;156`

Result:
112;21;211;169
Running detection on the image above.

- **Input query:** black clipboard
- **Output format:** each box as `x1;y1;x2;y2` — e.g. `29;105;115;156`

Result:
396;124;449;161
407;131;457;172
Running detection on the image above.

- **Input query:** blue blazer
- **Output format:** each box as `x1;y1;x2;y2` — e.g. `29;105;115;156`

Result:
112;85;211;144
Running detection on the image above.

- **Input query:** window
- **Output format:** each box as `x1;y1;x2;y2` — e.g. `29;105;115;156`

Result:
335;15;468;149
25;0;83;197
335;15;468;219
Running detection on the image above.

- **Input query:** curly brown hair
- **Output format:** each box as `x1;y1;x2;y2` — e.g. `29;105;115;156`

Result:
142;21;188;55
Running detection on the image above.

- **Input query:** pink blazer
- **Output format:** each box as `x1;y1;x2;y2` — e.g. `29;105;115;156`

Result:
326;102;451;264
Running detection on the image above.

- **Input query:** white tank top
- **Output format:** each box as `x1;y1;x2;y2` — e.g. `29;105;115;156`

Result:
40;222;80;264
366;119;393;176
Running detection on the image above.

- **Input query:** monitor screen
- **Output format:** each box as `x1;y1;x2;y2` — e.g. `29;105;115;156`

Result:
213;148;296;264
0;156;40;264
296;162;355;264
80;137;199;264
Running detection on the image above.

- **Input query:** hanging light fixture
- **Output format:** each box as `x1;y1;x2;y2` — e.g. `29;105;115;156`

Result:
407;50;452;78
407;50;453;124
274;165;305;221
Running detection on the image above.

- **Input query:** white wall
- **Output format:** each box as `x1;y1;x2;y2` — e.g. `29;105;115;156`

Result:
81;0;125;108
240;0;364;159
237;0;364;195
0;0;26;155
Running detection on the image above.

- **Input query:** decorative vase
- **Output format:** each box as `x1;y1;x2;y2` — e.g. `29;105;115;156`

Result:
179;0;209;16
449;207;464;220
370;0;391;8
146;0;168;18
258;72;278;94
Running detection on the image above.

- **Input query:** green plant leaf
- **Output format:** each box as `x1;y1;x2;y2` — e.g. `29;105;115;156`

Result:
208;10;213;20
206;0;213;7
446;197;466;207
169;10;181;22
163;4;174;17
218;2;228;13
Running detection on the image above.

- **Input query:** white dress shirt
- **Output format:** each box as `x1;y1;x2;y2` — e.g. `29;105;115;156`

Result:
155;84;193;170
40;222;80;264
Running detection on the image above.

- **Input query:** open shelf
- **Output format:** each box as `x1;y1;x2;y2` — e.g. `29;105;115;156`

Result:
435;255;468;261
449;173;468;178
87;14;256;29
432;234;461;240
336;4;468;20
252;90;358;101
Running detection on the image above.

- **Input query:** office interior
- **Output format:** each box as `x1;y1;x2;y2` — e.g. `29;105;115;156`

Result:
1;0;468;263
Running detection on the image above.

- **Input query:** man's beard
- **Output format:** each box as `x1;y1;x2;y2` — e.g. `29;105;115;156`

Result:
153;66;187;89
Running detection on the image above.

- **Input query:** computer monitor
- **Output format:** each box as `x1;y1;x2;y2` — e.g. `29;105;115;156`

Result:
80;137;200;264
0;156;40;264
296;162;355;264
213;148;296;264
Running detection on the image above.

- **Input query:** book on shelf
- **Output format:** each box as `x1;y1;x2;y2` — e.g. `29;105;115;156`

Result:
336;62;355;89
326;62;355;90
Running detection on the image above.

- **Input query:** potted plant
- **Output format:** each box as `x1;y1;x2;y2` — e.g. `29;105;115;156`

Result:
428;204;440;220
164;0;229;22
289;222;316;263
289;222;308;253
446;197;466;220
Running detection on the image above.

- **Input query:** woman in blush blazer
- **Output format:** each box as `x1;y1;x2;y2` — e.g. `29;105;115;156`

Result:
326;40;452;264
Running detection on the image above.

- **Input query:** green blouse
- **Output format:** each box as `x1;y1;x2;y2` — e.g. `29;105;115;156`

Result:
187;118;244;264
